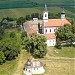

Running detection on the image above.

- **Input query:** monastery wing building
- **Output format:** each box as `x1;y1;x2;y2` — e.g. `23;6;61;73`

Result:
41;4;71;46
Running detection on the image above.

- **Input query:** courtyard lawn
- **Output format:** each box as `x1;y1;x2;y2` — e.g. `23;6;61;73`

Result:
42;60;75;75
47;46;75;58
0;49;75;75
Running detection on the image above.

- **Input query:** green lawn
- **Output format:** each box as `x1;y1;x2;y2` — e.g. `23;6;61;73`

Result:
47;47;75;58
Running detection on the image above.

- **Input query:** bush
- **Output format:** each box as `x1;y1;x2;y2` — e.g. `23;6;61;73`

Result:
0;51;5;65
10;32;16;38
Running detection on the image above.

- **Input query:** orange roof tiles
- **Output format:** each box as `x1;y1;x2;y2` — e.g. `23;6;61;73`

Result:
41;33;56;39
44;19;71;27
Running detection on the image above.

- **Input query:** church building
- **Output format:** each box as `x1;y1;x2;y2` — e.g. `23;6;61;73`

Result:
41;4;71;46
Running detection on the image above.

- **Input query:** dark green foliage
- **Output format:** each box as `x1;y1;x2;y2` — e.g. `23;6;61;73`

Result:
0;29;21;64
10;32;16;38
16;17;25;25
0;26;4;40
23;33;47;58
31;13;40;19
25;15;31;20
55;38;62;49
55;23;75;47
6;17;16;21
1;18;14;29
21;31;27;40
0;51;5;64
0;40;20;60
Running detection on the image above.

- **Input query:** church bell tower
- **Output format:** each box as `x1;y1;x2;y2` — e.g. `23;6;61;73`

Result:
43;4;48;22
61;8;65;20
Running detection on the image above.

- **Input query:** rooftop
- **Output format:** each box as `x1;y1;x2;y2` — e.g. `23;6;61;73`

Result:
44;19;71;27
41;33;56;39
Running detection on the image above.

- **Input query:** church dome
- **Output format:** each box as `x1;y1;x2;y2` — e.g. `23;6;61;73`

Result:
61;8;65;14
25;59;32;66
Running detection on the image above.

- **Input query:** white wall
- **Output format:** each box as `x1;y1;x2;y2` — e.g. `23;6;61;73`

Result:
46;38;56;46
32;67;45;74
44;27;58;34
43;12;48;22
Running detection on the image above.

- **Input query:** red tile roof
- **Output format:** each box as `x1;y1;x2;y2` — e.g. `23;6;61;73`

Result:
41;33;56;39
44;19;71;27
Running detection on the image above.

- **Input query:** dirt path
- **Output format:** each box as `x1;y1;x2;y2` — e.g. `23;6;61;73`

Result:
13;50;25;75
45;54;75;60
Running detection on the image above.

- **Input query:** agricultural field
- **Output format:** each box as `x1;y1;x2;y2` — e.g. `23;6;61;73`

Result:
0;0;74;9
0;6;75;20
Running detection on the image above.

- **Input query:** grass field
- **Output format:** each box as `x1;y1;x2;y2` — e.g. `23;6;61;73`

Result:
0;6;75;20
0;50;30;75
0;50;75;75
47;47;75;58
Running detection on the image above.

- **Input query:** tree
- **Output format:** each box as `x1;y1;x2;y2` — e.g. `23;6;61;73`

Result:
16;17;25;29
55;38;62;49
0;33;21;60
25;15;31;20
55;24;75;47
23;33;47;58
21;31;27;40
0;26;4;40
0;51;5;64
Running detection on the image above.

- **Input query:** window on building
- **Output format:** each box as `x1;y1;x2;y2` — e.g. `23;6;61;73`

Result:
54;29;56;32
29;70;30;72
45;29;47;33
45;14;47;17
34;68;35;70
26;69;27;71
53;40;55;42
50;29;51;32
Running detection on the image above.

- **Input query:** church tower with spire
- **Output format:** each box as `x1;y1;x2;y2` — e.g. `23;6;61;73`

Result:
43;4;48;22
61;8;65;20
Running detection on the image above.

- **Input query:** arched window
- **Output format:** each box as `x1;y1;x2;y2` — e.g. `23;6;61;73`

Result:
54;29;56;32
50;29;51;32
29;70;30;72
45;29;47;33
45;14;47;17
26;69;27;71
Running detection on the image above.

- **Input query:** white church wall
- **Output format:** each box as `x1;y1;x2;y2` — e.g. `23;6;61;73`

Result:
32;67;45;74
44;27;58;34
46;38;56;46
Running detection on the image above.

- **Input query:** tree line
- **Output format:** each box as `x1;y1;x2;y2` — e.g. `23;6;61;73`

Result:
0;18;21;64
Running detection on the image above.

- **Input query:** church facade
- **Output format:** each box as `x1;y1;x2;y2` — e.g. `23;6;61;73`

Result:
41;4;71;46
